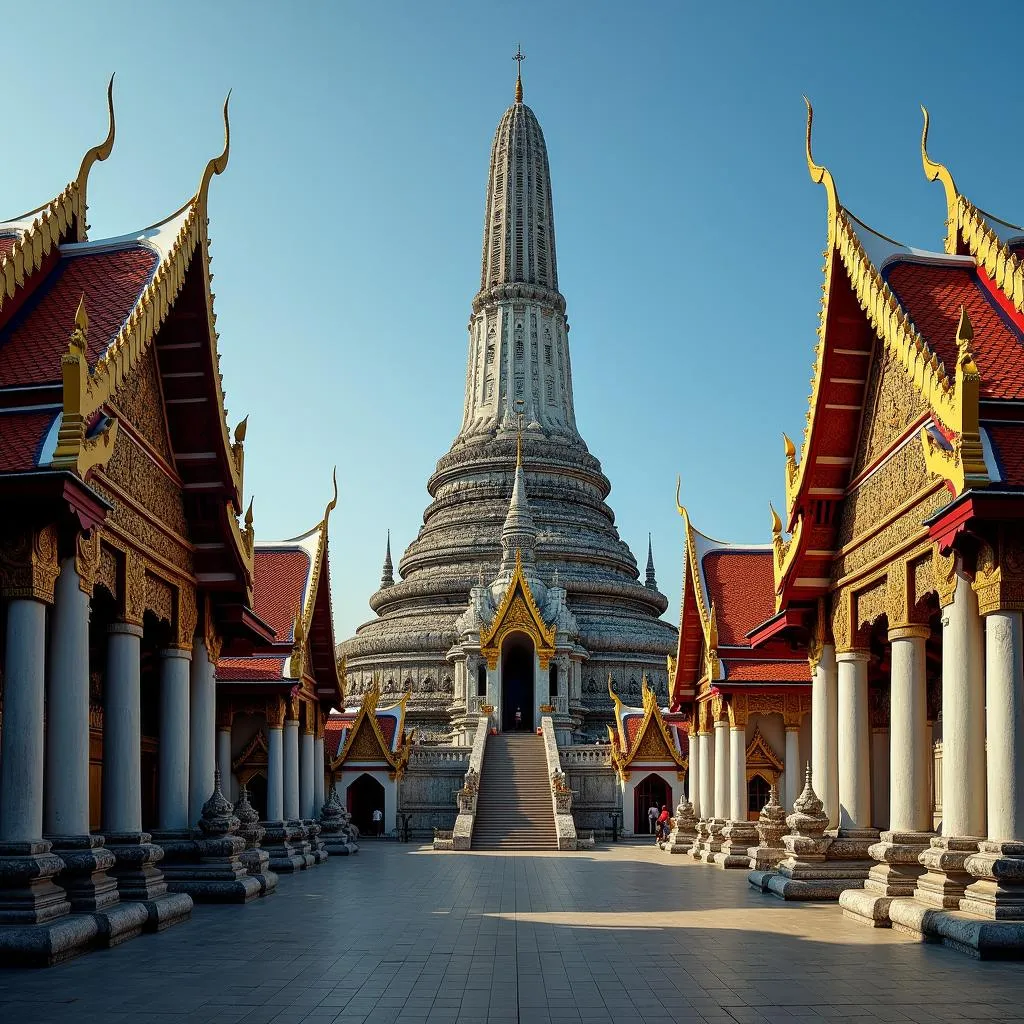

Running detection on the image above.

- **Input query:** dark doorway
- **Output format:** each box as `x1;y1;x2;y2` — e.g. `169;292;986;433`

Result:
247;772;268;821
634;773;671;835
348;773;386;838
747;774;771;818
501;632;534;731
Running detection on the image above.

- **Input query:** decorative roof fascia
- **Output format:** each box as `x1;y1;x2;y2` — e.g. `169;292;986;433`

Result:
479;549;556;668
745;726;784;774
231;728;268;772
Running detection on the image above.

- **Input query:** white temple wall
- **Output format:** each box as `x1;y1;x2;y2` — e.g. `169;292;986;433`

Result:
620;770;683;837
339;768;397;834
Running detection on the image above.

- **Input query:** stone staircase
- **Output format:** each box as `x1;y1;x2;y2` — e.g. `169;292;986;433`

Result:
472;733;557;850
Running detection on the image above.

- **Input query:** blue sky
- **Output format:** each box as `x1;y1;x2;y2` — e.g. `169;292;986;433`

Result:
4;2;1020;642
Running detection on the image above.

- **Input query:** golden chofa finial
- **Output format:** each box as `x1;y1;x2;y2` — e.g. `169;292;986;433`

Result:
803;96;839;225
514;44;525;103
196;91;232;213
75;74;116;242
920;105;960;255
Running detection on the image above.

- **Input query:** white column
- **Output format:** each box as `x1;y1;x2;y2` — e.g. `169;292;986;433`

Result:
158;648;191;831
102;622;143;834
0;599;48;842
217;726;233;803
267;724;284;821
784;726;801;811
984;611;1024;841
188;637;217;823
44;558;91;837
729;726;746;821
812;643;839;826
888;627;932;833
698;730;713;819
283;717;300;820
942;577;986;837
688;731;701;815
313;735;326;814
713;720;729;819
836;650;872;830
300;726;314;819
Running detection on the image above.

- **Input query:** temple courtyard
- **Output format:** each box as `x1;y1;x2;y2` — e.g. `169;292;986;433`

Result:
1;845;1023;1023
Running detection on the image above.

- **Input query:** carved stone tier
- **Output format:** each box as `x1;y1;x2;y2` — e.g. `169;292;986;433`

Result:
714;820;760;869
318;789;359;856
304;820;329;865
261;821;313;872
690;818;710;861
914;836;983;909
233;788;278;896
766;769;868;901
701;818;726;863
747;788;789;892
839;830;933;927
663;798;697;855
104;832;192;932
50;834;149;947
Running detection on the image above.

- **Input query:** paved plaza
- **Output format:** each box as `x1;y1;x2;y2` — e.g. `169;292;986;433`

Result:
3;843;1024;1023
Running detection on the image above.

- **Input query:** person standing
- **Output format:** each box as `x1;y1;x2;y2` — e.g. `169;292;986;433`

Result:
657;804;670;844
372;807;383;837
647;801;658;835
514;706;522;731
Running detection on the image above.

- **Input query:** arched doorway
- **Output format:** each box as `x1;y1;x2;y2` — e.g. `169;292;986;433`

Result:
747;773;771;818
501;632;535;731
348;773;385;838
634;773;671;835
246;772;268;821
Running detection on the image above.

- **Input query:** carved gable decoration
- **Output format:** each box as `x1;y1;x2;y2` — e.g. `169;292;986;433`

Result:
854;350;928;477
232;729;268;773
745;727;784;783
110;347;174;462
609;677;687;781
479;551;556;669
331;681;412;780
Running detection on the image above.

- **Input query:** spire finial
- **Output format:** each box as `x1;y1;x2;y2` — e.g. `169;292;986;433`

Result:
381;530;394;589
645;533;658;590
514;44;525;103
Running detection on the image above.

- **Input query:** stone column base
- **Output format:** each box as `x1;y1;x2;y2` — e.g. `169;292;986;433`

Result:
49;834;148;947
104;832;192;932
746;844;787;892
914;836;983;909
713;821;759;869
839;830;933;927
261;820;312;872
158;835;262;904
239;848;279;896
887;899;1024;958
689;820;710;860
321;836;359;856
0;840;71;924
962;841;1024;919
663;829;697;855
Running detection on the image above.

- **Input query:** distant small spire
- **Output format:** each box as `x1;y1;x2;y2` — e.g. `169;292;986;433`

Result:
645;533;658;590
514;44;525;103
380;531;394;589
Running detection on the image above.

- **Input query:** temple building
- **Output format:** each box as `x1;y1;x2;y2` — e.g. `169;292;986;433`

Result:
666;101;1024;958
0;82;345;965
216;482;344;871
668;499;811;866
339;64;677;743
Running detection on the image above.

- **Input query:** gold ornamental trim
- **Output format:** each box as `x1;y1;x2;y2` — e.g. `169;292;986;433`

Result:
330;679;412;781
608;676;687;782
479;550;556;670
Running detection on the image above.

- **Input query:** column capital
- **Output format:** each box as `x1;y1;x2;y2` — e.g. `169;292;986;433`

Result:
888;623;931;642
159;647;192;662
835;648;870;663
108;621;144;639
0;523;59;604
974;531;1024;616
784;723;801;733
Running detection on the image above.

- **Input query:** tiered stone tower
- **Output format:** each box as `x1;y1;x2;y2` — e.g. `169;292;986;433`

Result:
340;65;677;740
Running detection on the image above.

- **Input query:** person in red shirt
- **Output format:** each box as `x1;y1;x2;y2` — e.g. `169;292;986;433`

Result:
656;805;670;843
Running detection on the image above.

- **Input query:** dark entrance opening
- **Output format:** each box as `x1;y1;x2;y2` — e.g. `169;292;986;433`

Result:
348;773;386;838
246;772;268;821
747;774;771;819
634;773;671;835
501;632;535;731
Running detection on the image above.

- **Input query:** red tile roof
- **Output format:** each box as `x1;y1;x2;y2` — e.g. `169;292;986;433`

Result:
253;548;311;643
0;235;20;260
216;657;287;681
701;550;775;646
378;715;398;750
0;409;57;471
0;246;158;387
724;660;810;683
987;424;1024;487
886;263;1024;400
324;716;350;758
624;713;643;748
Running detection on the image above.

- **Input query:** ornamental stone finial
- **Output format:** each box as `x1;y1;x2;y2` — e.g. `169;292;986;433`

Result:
381;530;394;588
198;768;240;837
645;533;658;590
